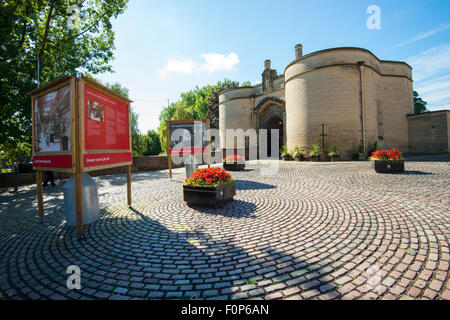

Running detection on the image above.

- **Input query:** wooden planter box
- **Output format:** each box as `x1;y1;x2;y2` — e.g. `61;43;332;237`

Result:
223;162;245;171
183;180;236;207
310;156;320;162
372;160;405;173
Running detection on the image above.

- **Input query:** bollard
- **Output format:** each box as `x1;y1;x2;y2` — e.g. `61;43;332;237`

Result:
62;173;100;227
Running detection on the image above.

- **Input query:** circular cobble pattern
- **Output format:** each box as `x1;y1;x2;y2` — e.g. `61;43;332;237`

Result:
0;160;449;300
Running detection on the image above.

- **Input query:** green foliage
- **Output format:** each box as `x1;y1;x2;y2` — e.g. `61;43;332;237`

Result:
413;91;428;114
130;109;147;156
157;79;250;152
309;144;322;157
144;130;162;156
280;145;292;159
0;141;31;166
328;144;340;157
104;82;130;99
358;142;364;154
293;145;305;159
0;0;129;159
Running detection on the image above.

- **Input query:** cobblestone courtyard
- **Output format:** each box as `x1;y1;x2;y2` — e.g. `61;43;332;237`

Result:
0;157;449;300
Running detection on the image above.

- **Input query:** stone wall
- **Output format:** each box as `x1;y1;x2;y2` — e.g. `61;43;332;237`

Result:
219;89;254;148
284;48;413;160
0;155;184;188
408;110;449;154
285;64;363;160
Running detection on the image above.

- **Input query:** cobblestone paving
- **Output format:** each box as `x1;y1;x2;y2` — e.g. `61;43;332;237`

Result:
0;158;449;300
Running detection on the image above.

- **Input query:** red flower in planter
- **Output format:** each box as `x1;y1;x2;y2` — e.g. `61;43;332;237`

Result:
370;148;403;161
184;167;233;187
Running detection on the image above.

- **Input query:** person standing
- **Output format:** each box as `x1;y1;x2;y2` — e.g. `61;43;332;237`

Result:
43;171;55;187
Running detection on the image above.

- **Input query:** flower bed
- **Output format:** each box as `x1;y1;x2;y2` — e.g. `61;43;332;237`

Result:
369;148;405;173
223;155;245;171
183;167;235;207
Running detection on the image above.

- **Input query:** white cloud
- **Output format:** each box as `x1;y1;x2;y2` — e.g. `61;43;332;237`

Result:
397;23;450;47
406;44;450;110
406;44;450;82
159;52;239;76
158;57;198;76
201;52;239;73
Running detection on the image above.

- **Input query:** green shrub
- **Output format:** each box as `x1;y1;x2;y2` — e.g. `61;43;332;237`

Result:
293;145;306;159
328;144;340;157
281;145;293;160
309;144;322;157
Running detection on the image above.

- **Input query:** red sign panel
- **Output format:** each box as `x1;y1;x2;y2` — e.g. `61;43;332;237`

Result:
84;86;130;150
83;152;132;167
33;155;72;169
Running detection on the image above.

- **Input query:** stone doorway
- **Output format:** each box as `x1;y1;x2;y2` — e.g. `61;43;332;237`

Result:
255;97;285;159
266;116;283;158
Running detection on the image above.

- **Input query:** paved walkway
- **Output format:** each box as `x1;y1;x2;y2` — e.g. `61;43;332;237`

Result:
0;158;449;300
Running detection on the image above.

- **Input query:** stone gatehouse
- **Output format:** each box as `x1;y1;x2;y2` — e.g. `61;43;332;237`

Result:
218;44;449;159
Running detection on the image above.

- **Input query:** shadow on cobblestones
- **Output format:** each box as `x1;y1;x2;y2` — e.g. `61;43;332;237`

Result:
185;200;257;218
235;180;276;191
94;170;169;187
401;171;433;175
116;206;338;300
0;203;338;300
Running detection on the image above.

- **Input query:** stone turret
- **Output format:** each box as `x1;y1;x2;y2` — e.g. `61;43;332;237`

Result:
295;44;303;59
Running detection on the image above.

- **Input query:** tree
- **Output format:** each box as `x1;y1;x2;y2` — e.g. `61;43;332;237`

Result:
130;108;147;156
0;0;129;161
105;82;130;98
414;91;428;114
144;130;162;156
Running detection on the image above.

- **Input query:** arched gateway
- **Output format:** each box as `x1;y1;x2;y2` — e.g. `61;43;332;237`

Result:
255;97;285;158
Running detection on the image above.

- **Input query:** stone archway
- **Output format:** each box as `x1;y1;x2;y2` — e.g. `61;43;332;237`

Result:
255;97;285;158
266;116;283;158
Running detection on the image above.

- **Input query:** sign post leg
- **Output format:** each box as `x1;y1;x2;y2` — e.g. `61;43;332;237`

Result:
206;120;211;168
166;124;172;179
127;165;132;206
168;153;172;179
75;171;83;236
36;170;44;223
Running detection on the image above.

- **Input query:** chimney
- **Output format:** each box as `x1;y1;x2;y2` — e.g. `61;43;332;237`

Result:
264;59;271;70
295;44;303;59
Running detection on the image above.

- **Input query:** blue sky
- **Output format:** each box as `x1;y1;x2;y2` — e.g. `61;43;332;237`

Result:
96;0;450;133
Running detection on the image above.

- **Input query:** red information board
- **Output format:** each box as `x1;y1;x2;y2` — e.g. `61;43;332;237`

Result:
84;86;130;150
32;155;72;168
81;78;132;172
29;76;133;173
